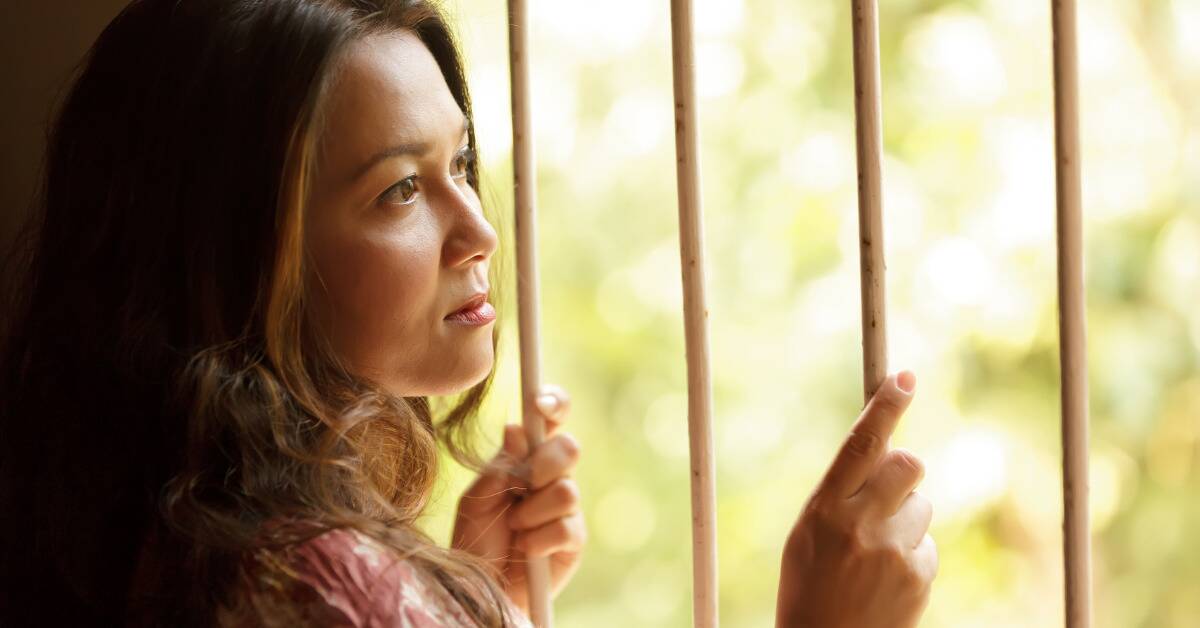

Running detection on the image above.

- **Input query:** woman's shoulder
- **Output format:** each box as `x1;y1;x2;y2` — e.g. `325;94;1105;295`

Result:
227;526;530;628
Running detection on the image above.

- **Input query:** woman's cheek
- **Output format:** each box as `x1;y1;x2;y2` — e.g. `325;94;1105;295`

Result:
349;233;439;361
312;225;430;375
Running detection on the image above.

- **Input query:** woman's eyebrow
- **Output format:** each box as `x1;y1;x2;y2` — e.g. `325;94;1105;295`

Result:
354;116;470;181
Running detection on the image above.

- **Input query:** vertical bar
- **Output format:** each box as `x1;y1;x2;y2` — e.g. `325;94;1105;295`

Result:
668;1;719;626
850;0;888;403
506;0;552;625
1051;0;1092;626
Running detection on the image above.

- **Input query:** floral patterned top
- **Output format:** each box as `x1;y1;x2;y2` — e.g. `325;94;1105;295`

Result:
228;527;533;628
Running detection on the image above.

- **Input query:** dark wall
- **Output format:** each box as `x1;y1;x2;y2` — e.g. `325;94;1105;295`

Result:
0;1;130;253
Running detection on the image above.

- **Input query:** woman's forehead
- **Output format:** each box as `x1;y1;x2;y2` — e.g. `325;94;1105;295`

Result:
319;31;464;179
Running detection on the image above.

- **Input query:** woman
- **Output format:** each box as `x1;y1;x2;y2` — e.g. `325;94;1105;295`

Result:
0;1;936;626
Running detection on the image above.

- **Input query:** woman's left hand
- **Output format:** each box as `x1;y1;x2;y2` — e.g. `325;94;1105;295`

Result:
451;384;585;614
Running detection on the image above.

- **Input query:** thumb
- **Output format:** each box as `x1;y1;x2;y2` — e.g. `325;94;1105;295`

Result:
498;423;533;486
461;424;530;506
502;422;530;460
818;371;917;499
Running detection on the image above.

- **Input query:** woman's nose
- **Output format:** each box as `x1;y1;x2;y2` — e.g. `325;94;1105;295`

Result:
442;187;499;268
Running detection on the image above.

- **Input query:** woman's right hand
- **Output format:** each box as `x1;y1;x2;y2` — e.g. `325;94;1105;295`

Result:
775;371;937;628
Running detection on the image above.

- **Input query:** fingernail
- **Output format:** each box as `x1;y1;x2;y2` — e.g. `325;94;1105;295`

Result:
536;393;558;415
896;370;916;394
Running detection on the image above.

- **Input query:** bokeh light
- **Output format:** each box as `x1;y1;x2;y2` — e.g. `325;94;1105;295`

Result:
426;1;1200;626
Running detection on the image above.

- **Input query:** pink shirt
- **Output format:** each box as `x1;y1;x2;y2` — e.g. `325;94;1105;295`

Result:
236;527;533;627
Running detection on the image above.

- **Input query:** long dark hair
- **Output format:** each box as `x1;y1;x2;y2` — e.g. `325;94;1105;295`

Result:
0;1;510;625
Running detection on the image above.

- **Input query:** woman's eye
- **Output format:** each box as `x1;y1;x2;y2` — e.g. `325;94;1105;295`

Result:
451;147;476;180
382;175;419;206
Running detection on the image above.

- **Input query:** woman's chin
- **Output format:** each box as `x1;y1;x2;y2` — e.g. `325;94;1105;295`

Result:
420;345;495;397
365;335;495;398
452;358;495;393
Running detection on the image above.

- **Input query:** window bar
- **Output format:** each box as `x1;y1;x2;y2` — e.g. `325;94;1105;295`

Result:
851;0;889;404
668;0;720;626
506;0;553;624
1050;0;1093;625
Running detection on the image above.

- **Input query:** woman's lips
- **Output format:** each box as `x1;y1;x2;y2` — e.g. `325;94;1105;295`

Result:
445;296;496;326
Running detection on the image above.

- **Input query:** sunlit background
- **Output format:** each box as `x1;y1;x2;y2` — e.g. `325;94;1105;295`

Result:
413;0;1200;626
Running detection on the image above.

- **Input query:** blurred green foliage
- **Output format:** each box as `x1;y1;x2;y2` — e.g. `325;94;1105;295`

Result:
419;0;1200;625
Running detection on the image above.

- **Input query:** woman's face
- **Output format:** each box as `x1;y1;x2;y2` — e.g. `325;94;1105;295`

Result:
305;31;498;397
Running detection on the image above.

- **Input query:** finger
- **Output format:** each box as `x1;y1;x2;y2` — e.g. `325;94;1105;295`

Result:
854;447;926;515
515;512;586;558
507;478;581;531
912;533;938;585
501;422;530;459
453;427;530;521
480;422;532;492
817;371;916;499
885;491;932;549
535;383;571;436
527;432;581;489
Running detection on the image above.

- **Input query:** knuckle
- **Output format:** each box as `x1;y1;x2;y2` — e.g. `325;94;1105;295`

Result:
797;498;869;555
881;542;907;568
844;521;870;554
902;563;925;591
915;492;933;519
565;514;587;548
552;478;580;503
906;536;938;588
924;534;940;577
878;543;919;586
871;391;904;416
551;519;572;543
802;496;839;529
576;517;589;545
845;430;883;458
502;424;525;451
556;433;581;461
829;511;867;553
889;449;925;479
